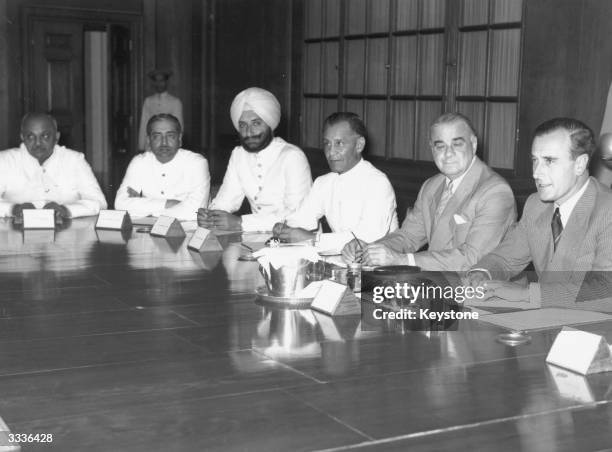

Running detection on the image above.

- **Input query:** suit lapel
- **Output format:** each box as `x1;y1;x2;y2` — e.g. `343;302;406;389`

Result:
532;202;555;271
427;178;444;238
430;157;484;248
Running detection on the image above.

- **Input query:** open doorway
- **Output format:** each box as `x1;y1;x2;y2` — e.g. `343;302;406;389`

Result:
22;7;142;206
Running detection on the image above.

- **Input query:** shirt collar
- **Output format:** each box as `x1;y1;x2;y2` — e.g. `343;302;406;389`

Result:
444;155;475;194
147;148;183;166
336;158;365;179
249;137;282;165
19;143;59;166
554;178;590;227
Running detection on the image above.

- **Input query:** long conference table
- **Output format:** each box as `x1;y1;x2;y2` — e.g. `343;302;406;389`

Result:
0;217;612;451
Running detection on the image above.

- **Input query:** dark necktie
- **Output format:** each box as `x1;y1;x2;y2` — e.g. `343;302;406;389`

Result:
551;207;563;251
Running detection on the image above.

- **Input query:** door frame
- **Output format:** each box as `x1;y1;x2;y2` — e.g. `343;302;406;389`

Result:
21;6;143;156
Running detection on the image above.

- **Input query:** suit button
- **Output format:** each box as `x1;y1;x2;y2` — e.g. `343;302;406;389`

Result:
162;173;166;177
161;191;164;195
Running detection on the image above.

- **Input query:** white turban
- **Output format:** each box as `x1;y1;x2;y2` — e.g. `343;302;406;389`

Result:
230;87;281;131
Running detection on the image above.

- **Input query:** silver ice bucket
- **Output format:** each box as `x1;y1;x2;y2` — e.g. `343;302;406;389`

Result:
260;258;311;297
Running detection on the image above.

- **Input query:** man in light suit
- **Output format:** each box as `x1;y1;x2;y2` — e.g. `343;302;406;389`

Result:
467;118;612;310
342;112;516;271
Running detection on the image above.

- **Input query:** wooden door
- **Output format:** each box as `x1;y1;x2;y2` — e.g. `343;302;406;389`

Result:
109;24;134;207
29;20;84;151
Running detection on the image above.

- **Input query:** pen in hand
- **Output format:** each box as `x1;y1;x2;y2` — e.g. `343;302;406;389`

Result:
351;231;364;263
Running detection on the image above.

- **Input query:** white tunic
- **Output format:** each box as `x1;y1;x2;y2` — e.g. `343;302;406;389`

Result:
138;92;184;150
0;144;107;218
287;159;398;245
209;137;312;231
115;149;210;221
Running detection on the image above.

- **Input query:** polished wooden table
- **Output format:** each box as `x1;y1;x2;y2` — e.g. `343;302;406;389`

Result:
0;218;611;451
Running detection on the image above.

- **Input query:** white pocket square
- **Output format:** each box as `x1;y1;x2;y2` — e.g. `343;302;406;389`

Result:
453;214;468;225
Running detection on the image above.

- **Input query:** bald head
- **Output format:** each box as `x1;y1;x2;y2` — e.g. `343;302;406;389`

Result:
20;113;60;164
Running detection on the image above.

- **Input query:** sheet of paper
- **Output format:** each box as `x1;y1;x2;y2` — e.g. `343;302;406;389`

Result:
322;255;347;268
478;308;612;331
180;220;198;232
463;295;534;310
132;216;157;226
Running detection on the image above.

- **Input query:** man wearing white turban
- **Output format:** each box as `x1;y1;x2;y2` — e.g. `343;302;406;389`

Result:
198;87;312;231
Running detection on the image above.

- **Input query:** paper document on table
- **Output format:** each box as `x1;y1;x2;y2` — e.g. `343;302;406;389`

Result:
478;308;612;331
180;221;198;232
464;295;534;310
322;255;347;268
210;229;242;236
132;216;158;226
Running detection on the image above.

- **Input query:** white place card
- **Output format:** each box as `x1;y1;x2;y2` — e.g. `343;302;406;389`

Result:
310;280;361;316
0;414;20;451
96;210;132;231
150;215;185;238
187;227;223;252
546;326;612;375
23;209;55;229
547;364;595;404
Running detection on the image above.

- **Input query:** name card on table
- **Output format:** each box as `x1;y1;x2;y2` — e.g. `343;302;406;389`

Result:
187;227;223;252
23;209;55;229
150;215;185;238
546;326;612;375
310;280;361;316
96;210;132;231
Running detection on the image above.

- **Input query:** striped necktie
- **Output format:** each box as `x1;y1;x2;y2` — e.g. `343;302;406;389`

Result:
551;207;563;251
435;180;453;219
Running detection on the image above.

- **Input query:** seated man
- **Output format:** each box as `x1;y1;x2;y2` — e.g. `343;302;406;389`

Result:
0;112;107;220
197;87;311;231
273;112;398;249
343;112;516;271
115;113;209;220
467;118;612;310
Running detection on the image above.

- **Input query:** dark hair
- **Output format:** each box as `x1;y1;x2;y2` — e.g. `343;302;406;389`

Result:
430;112;477;138
20;112;58;134
323;112;368;140
146;113;182;136
533;117;595;160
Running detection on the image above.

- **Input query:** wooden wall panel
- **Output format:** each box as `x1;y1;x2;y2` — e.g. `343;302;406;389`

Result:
0;0;9;149
418;34;445;95
346;0;366;35
458;31;487;96
395;0;418;30
390;100;415;159
461;0;488;26
369;0;390;33
344;39;365;94
365;100;387;157
393;35;417;95
367;38;388;95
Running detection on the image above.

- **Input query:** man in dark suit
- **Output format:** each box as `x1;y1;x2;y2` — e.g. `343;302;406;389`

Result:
342;112;516;271
468;117;612;310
